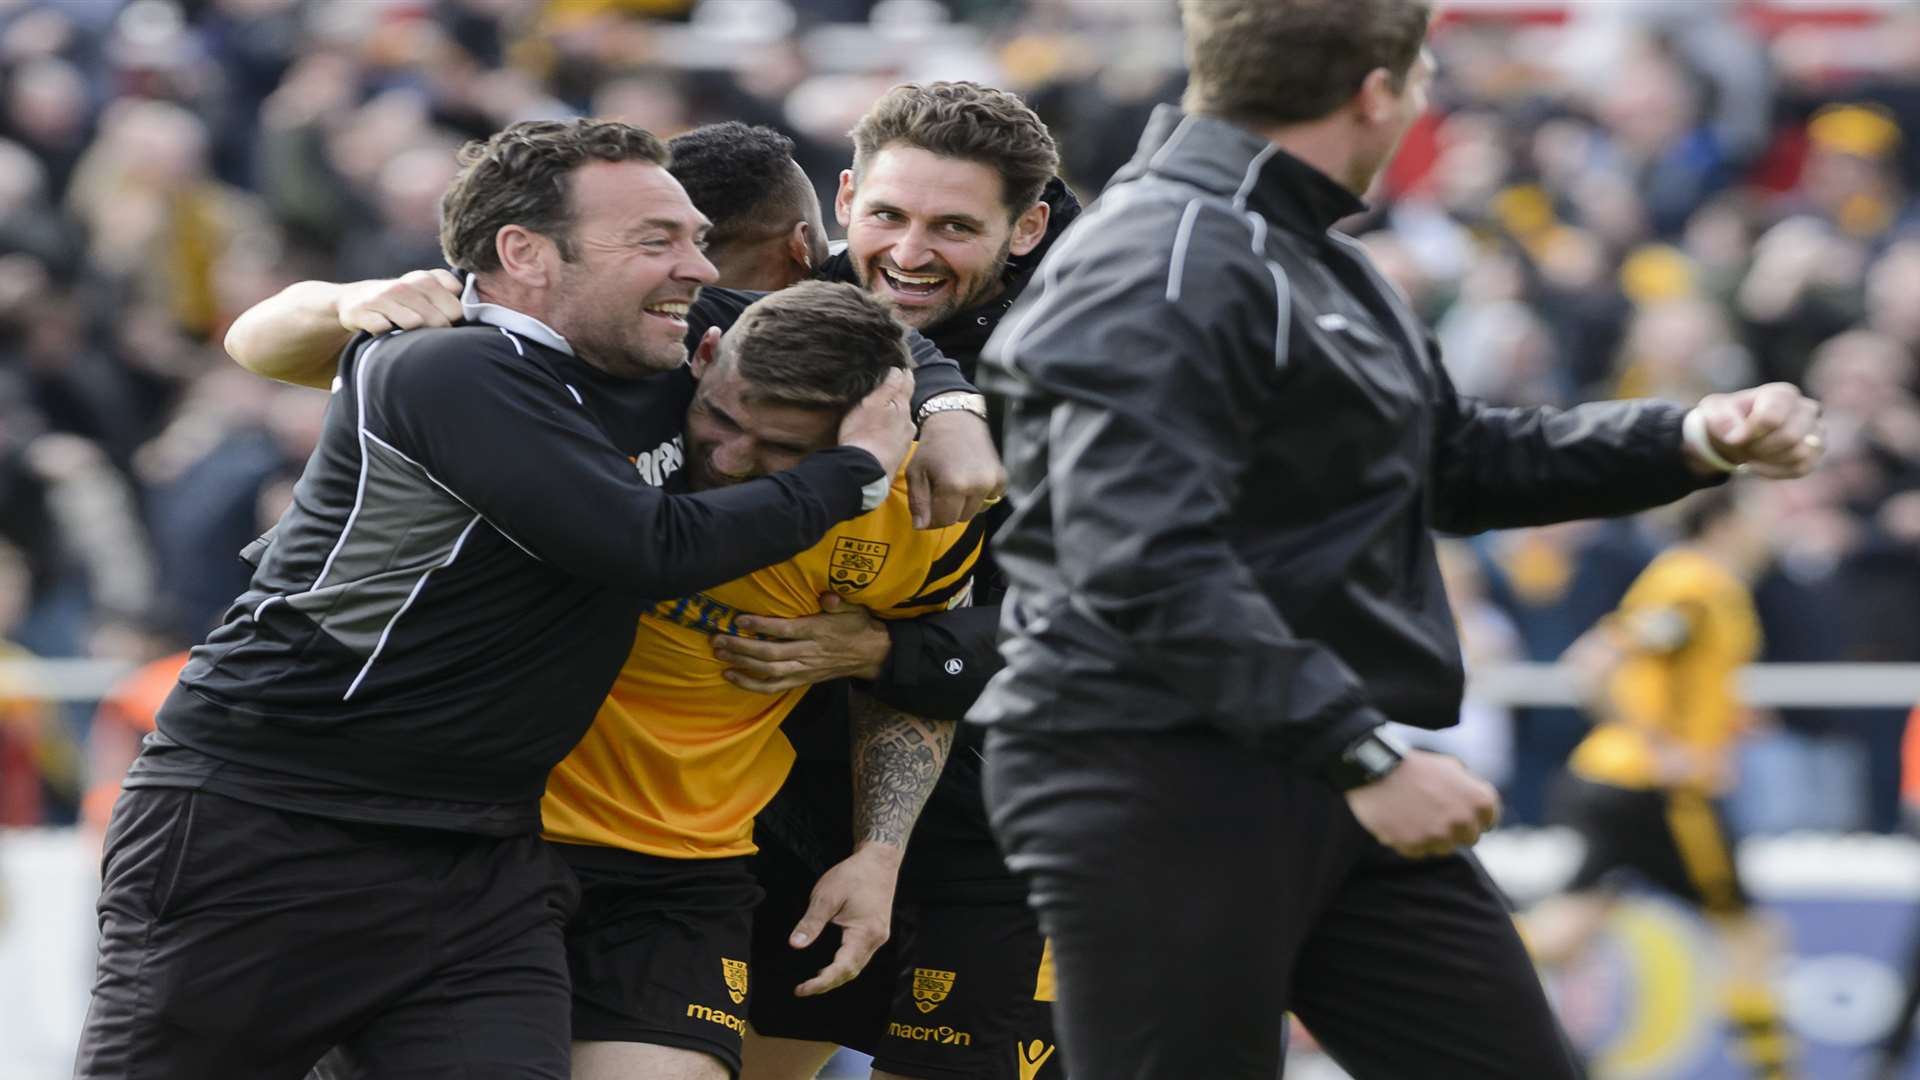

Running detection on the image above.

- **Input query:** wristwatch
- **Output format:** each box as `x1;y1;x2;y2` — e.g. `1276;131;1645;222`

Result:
914;392;989;427
1322;727;1410;791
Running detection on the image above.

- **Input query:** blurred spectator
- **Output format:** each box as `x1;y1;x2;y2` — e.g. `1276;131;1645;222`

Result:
334;139;463;280
1393;540;1520;790
1736;475;1872;833
1481;521;1657;826
1797;104;1910;241
1611;295;1754;403
81;648;187;835
136;368;324;642
1589;36;1736;238
0;56;92;204
1737;215;1867;385
0;538;60;826
64;97;268;338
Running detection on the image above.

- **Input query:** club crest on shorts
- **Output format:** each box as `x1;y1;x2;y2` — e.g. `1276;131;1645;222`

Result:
721;958;749;1005
911;967;956;1013
829;537;890;593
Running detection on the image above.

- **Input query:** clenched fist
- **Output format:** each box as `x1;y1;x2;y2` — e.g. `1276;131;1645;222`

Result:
1687;382;1825;479
1344;751;1501;859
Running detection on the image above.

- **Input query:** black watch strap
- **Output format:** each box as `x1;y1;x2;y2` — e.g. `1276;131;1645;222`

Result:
1322;727;1409;791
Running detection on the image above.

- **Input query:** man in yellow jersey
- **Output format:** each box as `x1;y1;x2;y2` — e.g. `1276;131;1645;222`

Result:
1524;486;1796;1080
542;280;981;1080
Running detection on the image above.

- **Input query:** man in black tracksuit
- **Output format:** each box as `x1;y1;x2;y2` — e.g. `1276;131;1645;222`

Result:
75;120;923;1080
971;3;1829;1078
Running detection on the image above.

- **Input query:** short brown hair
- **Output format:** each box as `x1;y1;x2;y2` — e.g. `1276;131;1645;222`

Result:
1180;0;1432;128
439;118;670;274
849;82;1059;218
722;281;909;410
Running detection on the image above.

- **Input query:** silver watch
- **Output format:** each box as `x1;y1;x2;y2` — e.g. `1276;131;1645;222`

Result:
914;392;989;426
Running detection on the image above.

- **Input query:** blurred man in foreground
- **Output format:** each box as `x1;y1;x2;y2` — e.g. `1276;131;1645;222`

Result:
969;2;1826;1076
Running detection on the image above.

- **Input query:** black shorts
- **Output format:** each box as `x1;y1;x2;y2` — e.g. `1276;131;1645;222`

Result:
558;843;765;1076
77;787;577;1080
1557;776;1751;915
749;835;1062;1080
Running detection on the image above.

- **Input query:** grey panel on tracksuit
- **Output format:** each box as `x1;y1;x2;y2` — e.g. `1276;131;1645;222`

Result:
284;438;477;659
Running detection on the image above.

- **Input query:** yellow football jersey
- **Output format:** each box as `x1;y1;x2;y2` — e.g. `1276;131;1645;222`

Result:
542;458;982;859
1569;549;1761;791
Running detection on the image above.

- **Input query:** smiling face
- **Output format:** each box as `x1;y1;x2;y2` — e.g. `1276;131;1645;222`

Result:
836;145;1048;332
683;336;840;491
541;160;718;377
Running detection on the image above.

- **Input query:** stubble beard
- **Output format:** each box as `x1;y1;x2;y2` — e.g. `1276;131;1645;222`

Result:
860;235;1014;333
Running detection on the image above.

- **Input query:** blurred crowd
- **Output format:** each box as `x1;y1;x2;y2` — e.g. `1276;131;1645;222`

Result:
0;0;1917;833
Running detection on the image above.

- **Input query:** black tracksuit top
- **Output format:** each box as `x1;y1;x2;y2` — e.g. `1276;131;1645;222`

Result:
139;288;965;832
971;106;1717;767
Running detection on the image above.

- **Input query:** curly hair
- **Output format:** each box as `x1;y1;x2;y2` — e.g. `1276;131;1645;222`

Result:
849;82;1058;218
1180;0;1432;128
667;122;812;249
439;118;670;274
723;281;908;410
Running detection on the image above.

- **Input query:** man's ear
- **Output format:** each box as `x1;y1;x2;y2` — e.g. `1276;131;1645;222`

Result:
1008;200;1052;258
834;169;857;229
494;225;557;289
788;220;815;271
690;326;722;378
1355;67;1399;128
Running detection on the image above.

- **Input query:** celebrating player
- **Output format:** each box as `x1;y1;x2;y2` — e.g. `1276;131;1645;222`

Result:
718;86;1075;1080
529;281;982;1080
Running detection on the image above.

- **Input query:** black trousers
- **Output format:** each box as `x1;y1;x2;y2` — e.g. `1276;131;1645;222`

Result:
983;727;1581;1080
76;788;578;1080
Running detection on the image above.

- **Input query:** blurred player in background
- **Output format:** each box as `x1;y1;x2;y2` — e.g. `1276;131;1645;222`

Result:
1526;486;1797;1080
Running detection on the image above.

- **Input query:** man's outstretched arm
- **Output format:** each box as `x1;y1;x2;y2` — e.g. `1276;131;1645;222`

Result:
227;270;1005;529
225;270;465;388
785;688;953;998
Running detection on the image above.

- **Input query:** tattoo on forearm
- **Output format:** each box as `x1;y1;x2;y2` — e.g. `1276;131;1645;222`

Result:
850;689;954;849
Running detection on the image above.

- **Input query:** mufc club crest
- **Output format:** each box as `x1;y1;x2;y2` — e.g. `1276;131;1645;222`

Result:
829;537;891;593
721;958;749;1005
912;968;956;1014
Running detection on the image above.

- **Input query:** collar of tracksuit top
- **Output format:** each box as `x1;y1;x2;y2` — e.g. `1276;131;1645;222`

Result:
1114;104;1370;241
459;274;574;354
